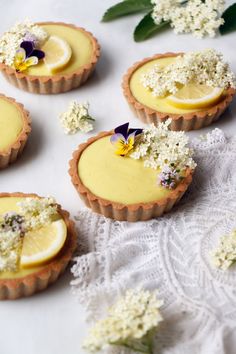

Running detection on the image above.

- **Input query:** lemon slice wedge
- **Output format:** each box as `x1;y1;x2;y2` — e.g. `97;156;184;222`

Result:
20;219;67;268
41;35;72;73
166;84;224;109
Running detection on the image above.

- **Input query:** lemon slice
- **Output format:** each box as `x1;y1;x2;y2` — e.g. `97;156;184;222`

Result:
42;35;72;73
20;219;67;268
166;84;224;109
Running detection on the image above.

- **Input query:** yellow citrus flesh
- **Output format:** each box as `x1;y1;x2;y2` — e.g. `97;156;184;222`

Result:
167;84;224;109
20;219;67;268
41;35;72;73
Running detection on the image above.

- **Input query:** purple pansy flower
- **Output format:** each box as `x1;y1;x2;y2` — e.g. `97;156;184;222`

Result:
13;41;45;72
20;41;45;60
110;122;143;156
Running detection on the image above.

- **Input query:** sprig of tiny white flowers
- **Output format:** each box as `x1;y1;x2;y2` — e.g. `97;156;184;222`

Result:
83;289;163;354
211;230;236;270
0;19;48;66
17;197;57;231
60;101;95;134
0;230;22;272
0;212;26;272
130;120;196;174
141;49;236;97
151;0;225;38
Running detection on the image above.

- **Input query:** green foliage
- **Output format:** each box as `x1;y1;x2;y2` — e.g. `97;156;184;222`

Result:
220;3;236;35
134;12;170;42
102;0;152;22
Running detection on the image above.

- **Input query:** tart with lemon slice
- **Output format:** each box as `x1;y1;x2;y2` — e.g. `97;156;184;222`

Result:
123;50;236;131
0;20;100;94
0;94;31;169
69;121;196;221
0;193;77;300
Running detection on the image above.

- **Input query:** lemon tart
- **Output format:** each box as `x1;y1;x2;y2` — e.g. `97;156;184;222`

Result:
0;94;31;169
122;52;235;131
0;192;77;300
69;122;195;222
0;21;100;94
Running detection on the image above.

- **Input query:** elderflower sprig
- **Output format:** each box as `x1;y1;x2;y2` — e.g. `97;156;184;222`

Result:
141;49;236;97
83;289;163;354
0;19;48;66
130;120;196;173
151;0;225;38
60;101;95;134
17;197;57;231
211;230;236;270
0;212;26;272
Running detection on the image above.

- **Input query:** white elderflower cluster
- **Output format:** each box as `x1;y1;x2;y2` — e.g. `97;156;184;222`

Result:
0;230;21;272
60;101;95;134
141;49;236;97
211;230;236;270
17;197;57;231
83;289;163;353
130;120;196;172
0;19;48;66
151;0;225;38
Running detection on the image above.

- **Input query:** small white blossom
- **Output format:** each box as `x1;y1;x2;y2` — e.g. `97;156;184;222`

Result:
0;230;22;272
0;19;48;66
151;0;225;38
17;197;57;231
141;49;236;97
211;230;236;270
83;289;163;353
60;101;95;134
130;120;196;174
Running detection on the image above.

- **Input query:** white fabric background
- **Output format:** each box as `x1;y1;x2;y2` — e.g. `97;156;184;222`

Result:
0;0;235;353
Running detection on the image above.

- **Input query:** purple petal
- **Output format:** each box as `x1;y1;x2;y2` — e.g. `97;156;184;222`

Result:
20;41;34;58
127;131;136;141
114;123;129;139
129;128;143;136
110;133;125;144
31;49;45;60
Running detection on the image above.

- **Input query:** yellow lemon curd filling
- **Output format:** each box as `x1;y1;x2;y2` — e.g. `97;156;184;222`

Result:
78;136;173;205
129;56;223;115
0;98;23;153
0;197;64;279
27;24;93;76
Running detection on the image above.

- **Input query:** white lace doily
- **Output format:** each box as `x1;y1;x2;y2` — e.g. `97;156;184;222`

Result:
71;128;236;354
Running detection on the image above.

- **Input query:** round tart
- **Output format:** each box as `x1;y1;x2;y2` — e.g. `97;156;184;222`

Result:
122;52;235;131
0;22;100;94
69;123;195;222
0;94;31;169
0;193;77;300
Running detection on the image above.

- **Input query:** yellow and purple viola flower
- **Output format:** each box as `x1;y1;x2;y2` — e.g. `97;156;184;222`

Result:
110;122;143;156
13;41;45;72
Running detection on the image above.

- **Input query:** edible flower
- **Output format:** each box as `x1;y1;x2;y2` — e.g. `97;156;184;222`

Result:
159;165;182;189
211;229;236;270
110;122;143;156
83;288;163;354
60;101;95;134
13;40;45;72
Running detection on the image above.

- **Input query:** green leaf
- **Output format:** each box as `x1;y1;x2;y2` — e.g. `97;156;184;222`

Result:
220;3;236;35
134;12;170;42
102;0;152;22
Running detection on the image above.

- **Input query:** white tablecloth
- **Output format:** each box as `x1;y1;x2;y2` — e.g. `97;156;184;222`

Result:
0;1;235;353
